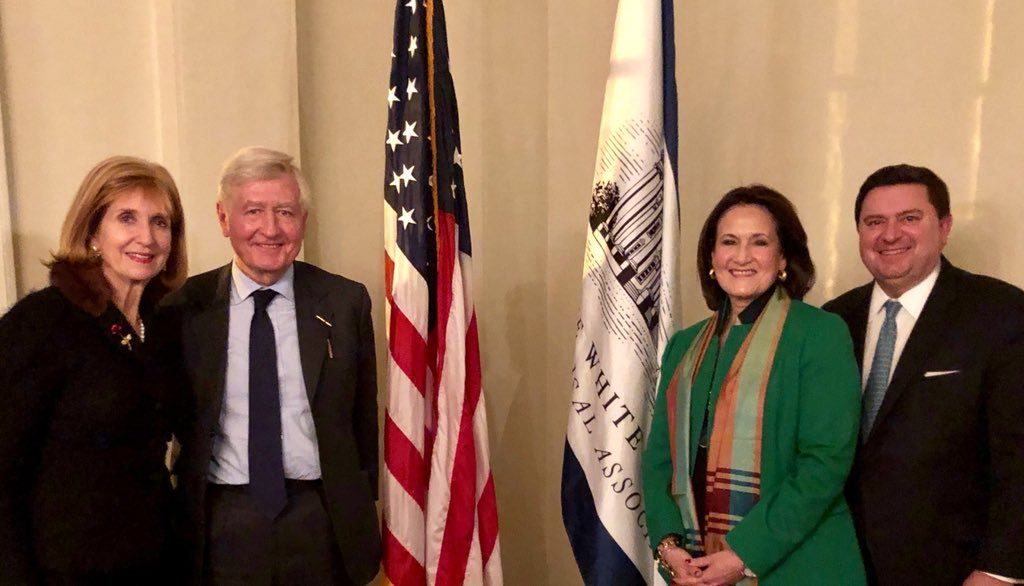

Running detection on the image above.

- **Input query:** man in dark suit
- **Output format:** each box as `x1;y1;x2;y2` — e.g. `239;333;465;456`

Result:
823;164;1024;586
162;147;380;585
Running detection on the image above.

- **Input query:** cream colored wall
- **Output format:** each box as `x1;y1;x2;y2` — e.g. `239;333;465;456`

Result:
674;0;1024;318
2;1;164;293
0;101;16;308
3;1;1024;584
0;0;300;295
161;0;302;274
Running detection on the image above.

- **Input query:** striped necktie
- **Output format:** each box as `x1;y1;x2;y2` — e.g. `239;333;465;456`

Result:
862;299;901;438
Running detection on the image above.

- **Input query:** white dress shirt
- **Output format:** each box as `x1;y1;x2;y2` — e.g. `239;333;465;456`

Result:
861;265;939;391
208;262;322;484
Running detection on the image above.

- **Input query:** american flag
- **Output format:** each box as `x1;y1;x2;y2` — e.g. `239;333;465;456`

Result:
382;1;502;585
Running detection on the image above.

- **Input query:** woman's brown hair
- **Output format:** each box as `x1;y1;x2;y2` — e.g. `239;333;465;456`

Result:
51;155;188;293
696;184;815;311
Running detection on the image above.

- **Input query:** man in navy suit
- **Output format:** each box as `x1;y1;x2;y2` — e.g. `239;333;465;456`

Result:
163;147;380;585
824;164;1024;586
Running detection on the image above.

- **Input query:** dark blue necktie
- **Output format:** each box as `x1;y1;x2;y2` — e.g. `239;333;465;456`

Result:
862;299;901;438
248;289;286;518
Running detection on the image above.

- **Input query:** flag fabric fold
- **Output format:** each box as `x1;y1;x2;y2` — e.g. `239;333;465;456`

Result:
561;0;680;584
382;1;502;585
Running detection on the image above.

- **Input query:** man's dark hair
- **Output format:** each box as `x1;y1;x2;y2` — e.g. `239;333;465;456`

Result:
697;184;815;311
855;164;951;222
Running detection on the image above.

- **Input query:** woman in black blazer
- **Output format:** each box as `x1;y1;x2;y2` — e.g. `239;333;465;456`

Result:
0;156;188;584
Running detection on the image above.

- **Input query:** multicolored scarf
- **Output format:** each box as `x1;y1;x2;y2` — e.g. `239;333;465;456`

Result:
666;287;790;561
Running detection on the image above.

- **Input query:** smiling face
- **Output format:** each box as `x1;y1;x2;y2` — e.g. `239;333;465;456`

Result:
857;183;952;298
711;204;787;316
218;173;307;286
90;188;173;295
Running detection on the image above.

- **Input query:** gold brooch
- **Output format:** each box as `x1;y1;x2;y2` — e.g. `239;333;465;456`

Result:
110;323;133;351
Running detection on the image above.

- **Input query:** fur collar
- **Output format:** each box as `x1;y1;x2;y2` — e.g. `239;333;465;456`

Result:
49;258;170;316
50;258;112;316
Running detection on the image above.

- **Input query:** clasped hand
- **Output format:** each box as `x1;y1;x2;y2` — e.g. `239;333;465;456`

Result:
662;547;747;586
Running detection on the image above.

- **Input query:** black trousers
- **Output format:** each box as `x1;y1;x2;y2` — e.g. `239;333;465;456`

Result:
44;564;168;586
204;480;352;586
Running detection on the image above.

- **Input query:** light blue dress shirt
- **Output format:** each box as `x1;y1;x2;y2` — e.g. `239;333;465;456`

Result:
208;262;322;484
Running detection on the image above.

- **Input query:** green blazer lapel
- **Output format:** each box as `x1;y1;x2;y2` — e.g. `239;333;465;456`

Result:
868;259;957;444
294;264;330;403
191;264;232;417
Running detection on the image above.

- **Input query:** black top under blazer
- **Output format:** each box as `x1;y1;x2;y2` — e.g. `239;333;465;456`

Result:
0;261;178;584
823;257;1024;585
159;261;381;585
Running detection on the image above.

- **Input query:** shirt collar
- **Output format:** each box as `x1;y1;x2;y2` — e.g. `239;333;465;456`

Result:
869;263;940;320
716;285;777;333
738;285;776;324
230;261;295;305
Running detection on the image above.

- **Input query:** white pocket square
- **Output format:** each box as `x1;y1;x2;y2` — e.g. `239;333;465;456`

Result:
924;370;960;378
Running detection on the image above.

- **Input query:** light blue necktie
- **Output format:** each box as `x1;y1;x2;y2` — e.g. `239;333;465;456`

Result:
862;300;901;438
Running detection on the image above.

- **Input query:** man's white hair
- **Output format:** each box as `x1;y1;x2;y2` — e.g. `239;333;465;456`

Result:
218;146;311;210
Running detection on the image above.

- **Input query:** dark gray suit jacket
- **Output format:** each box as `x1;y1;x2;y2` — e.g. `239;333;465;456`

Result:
160;261;380;585
823;257;1024;585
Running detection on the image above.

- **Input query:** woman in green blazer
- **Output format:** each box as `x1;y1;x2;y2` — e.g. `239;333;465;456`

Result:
642;185;865;585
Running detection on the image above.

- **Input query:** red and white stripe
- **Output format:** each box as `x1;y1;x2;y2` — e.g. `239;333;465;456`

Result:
383;198;502;586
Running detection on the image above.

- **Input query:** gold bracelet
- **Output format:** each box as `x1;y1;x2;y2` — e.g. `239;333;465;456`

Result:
657;534;681;553
654;535;682;578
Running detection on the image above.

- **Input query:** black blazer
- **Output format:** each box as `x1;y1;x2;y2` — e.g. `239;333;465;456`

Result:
0;268;177;583
160;261;381;585
823;257;1024;585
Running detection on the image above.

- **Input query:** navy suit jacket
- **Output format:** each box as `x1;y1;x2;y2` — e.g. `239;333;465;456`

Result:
823;257;1024;585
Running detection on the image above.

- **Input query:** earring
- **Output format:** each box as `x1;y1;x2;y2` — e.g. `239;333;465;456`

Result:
90;244;101;258
778;269;787;281
709;268;716;280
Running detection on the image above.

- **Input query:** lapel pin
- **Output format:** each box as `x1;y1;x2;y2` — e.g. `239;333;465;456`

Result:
316;314;334;358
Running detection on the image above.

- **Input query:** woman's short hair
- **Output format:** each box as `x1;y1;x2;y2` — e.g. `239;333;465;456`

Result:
53;155;188;292
217;146;311;210
696;184;815;311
